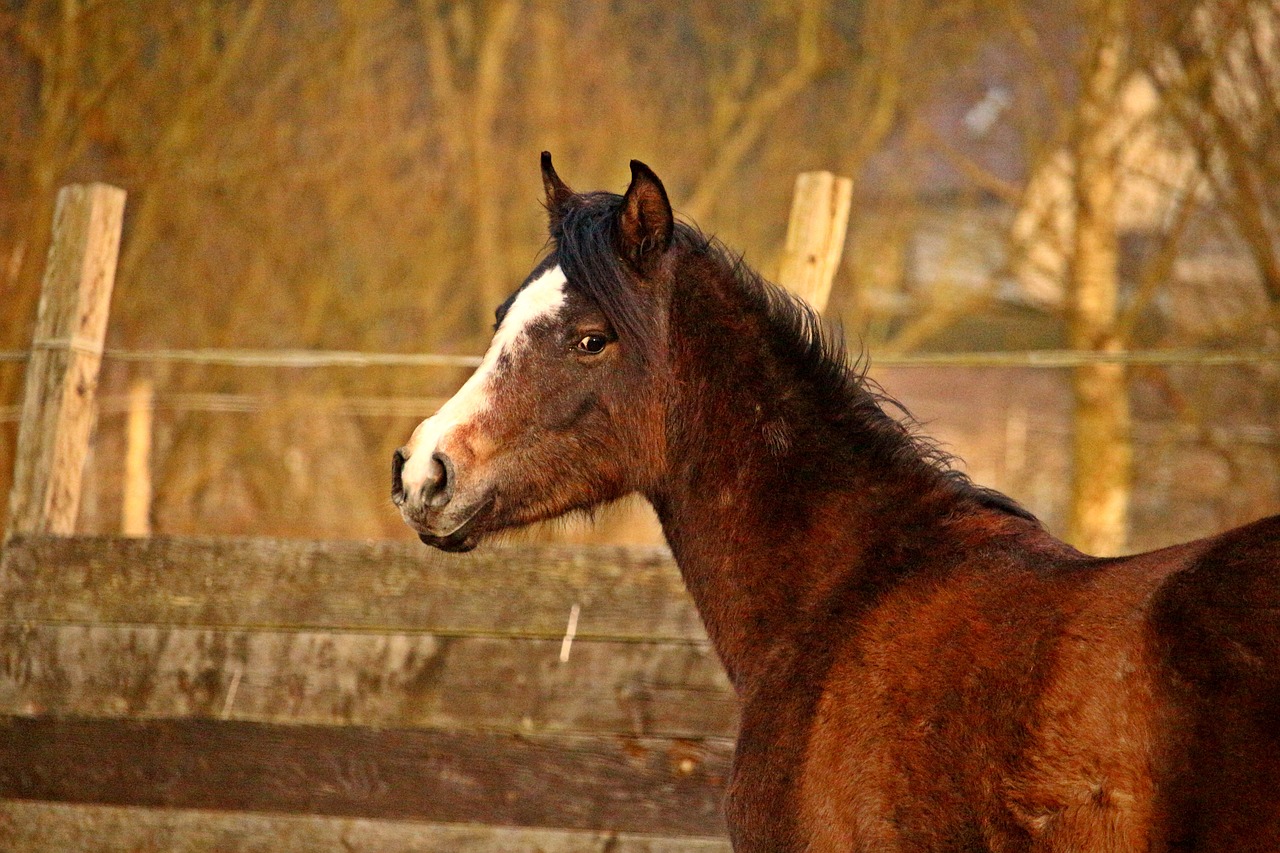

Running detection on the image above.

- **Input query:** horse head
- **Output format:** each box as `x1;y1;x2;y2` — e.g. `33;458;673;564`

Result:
393;154;674;551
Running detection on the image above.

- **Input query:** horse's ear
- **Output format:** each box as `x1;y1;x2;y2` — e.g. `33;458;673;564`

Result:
541;151;575;229
618;160;673;271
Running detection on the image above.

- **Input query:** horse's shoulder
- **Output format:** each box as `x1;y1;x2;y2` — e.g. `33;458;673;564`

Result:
790;549;1132;848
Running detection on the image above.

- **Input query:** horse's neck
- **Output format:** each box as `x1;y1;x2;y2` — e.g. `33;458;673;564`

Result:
647;288;961;691
651;428;933;690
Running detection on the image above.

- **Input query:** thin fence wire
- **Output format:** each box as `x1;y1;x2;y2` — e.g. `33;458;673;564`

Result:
871;349;1280;368
0;393;451;422
6;397;1278;446
1;346;1278;369
0;348;483;368
2;346;1278;422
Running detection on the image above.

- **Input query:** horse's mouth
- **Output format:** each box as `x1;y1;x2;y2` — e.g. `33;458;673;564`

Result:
410;495;495;553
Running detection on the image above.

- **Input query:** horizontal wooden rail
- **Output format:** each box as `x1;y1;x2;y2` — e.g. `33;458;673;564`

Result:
0;715;732;837
2;622;736;738
1;536;736;739
0;801;733;852
0;536;706;642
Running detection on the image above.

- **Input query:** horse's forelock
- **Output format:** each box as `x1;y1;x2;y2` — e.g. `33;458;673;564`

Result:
553;193;663;361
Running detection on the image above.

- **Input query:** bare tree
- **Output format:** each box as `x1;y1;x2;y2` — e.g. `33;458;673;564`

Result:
1147;0;1280;308
413;0;522;334
7;0;1272;543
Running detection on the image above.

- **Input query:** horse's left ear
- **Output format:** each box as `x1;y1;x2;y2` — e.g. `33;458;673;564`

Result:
618;160;673;271
541;151;575;229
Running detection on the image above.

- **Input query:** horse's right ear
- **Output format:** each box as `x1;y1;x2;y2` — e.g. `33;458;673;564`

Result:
541;151;575;229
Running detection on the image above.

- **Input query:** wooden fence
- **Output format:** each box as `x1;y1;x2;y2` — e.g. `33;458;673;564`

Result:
0;176;853;851
0;537;734;850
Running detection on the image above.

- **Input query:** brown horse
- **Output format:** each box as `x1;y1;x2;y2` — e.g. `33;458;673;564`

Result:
392;154;1280;851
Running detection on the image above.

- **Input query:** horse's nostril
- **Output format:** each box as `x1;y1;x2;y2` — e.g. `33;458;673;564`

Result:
391;449;407;504
428;451;455;508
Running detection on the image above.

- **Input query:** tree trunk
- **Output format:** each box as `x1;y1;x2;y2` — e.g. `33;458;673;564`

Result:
470;0;521;334
1066;0;1131;556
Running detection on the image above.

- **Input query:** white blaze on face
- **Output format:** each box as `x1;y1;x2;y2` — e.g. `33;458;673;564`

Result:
400;265;568;498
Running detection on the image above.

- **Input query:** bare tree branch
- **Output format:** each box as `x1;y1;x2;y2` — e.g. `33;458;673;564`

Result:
683;0;825;221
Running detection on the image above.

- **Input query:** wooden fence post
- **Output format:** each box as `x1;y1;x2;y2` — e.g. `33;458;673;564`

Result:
777;171;853;313
122;377;154;537
5;184;126;542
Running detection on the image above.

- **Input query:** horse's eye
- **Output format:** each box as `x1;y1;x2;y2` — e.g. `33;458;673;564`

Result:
576;334;608;355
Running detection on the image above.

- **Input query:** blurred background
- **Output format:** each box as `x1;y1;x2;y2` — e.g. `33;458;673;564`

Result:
2;0;1278;554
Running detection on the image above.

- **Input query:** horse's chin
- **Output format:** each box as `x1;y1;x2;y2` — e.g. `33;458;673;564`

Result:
418;530;479;553
404;493;495;553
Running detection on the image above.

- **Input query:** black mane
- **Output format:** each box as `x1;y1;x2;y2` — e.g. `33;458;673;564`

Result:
552;191;1037;523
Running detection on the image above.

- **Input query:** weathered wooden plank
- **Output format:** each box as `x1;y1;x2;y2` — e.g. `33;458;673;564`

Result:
0;623;736;737
5;184;126;540
0;801;733;852
0;535;708;641
0;715;732;836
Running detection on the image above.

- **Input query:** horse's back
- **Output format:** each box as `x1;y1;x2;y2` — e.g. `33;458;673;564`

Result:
1151;514;1280;851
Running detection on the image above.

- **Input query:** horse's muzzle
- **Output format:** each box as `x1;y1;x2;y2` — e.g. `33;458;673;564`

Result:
393;447;491;550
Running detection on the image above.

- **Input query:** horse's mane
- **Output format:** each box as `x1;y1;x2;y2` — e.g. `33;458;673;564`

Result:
552;191;1037;523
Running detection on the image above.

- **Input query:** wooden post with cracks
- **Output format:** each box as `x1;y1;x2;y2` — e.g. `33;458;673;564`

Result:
777;171;853;313
5;183;126;542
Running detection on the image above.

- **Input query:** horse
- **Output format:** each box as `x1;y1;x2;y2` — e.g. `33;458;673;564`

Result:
391;153;1280;852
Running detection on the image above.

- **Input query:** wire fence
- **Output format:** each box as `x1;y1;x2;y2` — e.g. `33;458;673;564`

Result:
2;346;1279;423
0;348;484;368
3;345;1279;368
0;394;451;423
